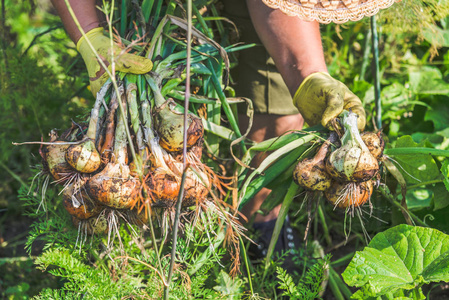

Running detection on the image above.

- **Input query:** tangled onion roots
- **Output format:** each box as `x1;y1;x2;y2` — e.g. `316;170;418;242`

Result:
325;180;373;209
126;208;152;227
72;213;109;235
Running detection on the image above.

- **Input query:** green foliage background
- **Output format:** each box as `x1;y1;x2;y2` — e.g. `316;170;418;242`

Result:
1;0;449;299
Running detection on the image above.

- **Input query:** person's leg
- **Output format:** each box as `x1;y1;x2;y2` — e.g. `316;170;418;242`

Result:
238;113;304;223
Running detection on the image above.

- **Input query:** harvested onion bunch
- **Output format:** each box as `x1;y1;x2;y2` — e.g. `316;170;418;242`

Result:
292;111;384;211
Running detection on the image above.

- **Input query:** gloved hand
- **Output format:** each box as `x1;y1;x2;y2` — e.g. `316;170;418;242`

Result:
293;72;366;131
77;27;153;96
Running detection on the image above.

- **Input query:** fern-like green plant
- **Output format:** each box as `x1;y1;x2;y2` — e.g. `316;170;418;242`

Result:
276;254;331;300
35;248;147;299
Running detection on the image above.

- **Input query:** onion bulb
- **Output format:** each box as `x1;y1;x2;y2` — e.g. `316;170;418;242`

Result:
65;139;101;174
41;130;74;181
183;168;210;206
42;142;73;181
325;180;373;209
148;168;209;207
293;137;333;191
361;131;385;160
326;111;379;182
63;184;104;219
155;99;203;152
65;88;104;174
148;171;180;207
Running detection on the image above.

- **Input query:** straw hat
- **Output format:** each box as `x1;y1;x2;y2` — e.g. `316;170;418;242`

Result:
262;0;396;24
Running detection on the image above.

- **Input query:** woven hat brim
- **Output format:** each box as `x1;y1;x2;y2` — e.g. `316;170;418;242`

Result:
262;0;396;24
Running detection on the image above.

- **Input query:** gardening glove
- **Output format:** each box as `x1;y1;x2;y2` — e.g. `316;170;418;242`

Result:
77;27;153;96
293;72;366;131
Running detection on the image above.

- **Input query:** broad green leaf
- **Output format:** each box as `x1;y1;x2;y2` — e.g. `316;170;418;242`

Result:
381;83;412;107
352;288;415;300
202;118;236;141
405;188;432;210
343;225;449;298
411;132;444;146
432;182;449;211
409;67;449;95
388;136;441;184
423;24;449;47
424;97;449;132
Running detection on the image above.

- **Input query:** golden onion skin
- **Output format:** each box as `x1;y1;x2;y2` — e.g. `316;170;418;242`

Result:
42;142;74;181
148;172;180;207
183;170;209;206
173;138;204;162
148;169;209;208
293;158;332;191
325;180;373;209
86;164;140;209
65;139;101;174
63;186;103;220
293;137;333;191
156;102;204;153
361;131;385;160
325;145;379;183
350;150;379;182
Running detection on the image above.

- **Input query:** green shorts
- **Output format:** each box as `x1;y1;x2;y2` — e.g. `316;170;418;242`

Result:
223;0;299;115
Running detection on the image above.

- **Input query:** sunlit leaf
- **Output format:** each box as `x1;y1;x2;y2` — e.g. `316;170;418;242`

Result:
423;25;449;47
343;225;449;299
409;67;449;95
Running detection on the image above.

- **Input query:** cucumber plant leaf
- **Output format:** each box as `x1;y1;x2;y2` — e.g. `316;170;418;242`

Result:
432;181;449;211
424;97;449;133
342;225;449;299
409;66;449;95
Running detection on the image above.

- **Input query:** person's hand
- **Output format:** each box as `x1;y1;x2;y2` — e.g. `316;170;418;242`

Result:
293;72;366;131
77;27;153;96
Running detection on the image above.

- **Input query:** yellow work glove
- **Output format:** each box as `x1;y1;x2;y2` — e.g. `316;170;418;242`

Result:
293;72;366;131
77;27;153;96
